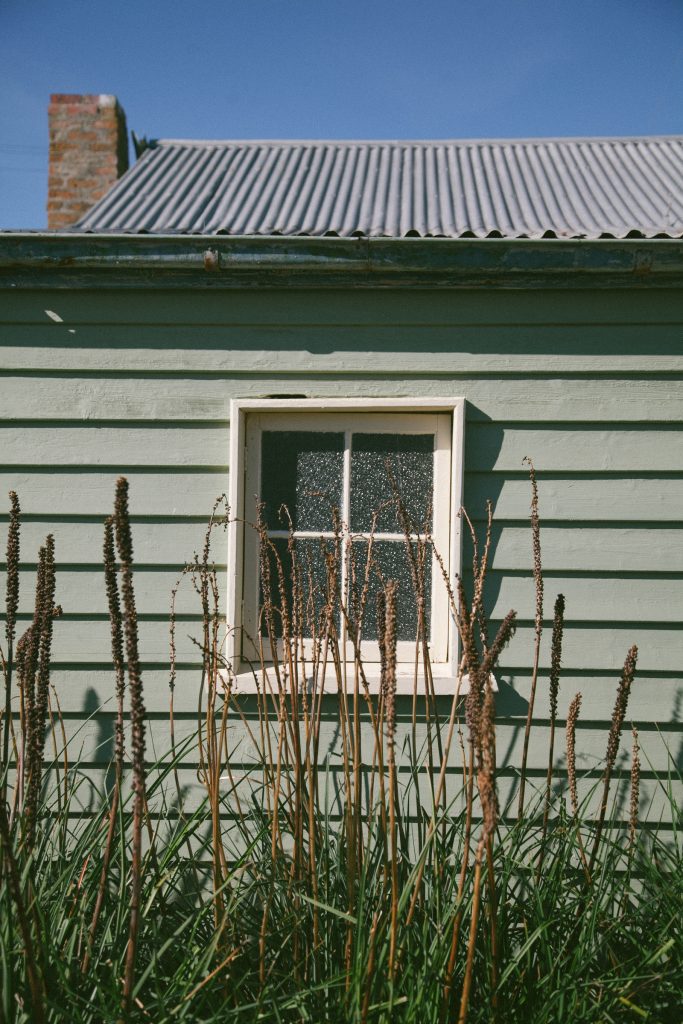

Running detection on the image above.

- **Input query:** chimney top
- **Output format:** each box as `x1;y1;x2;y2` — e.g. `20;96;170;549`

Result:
48;93;129;230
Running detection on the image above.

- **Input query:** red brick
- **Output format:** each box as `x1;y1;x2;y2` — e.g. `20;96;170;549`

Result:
47;93;128;228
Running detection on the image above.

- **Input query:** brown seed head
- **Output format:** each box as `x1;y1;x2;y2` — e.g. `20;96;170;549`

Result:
549;594;565;722
383;580;398;751
629;725;640;848
5;491;20;646
605;645;638;775
523;457;544;639
566;692;582;818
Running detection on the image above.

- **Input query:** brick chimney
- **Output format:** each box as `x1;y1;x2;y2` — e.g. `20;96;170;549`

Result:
47;94;129;229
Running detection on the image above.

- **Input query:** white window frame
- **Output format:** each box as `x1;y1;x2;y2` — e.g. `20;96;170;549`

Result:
226;397;465;694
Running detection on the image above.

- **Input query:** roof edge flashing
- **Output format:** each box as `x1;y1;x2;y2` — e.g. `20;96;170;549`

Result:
1;233;682;290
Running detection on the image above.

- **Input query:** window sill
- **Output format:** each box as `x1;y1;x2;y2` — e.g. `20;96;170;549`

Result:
225;668;497;697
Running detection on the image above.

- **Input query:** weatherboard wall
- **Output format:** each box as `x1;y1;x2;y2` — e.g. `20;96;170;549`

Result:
0;278;681;821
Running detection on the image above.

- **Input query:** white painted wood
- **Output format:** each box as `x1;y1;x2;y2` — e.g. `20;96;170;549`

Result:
228;398;464;676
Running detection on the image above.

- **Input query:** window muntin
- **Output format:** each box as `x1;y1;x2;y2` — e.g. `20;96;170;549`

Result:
227;398;465;691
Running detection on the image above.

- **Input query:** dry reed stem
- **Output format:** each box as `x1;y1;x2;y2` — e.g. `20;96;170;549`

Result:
565;692;591;879
114;477;146;1018
539;593;565;875
383;579;399;981
589;644;638;873
518;456;543;817
566;692;582;819
22;536;57;851
2;491;20;793
629;726;640;851
0;798;45;1023
82;517;126;974
457;839;485;1024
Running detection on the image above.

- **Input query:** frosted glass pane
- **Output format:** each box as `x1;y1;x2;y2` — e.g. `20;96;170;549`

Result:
349;434;434;533
261;431;344;531
260;537;338;639
347;540;431;642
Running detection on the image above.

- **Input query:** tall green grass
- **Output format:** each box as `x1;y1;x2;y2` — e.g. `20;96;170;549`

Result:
0;474;681;1023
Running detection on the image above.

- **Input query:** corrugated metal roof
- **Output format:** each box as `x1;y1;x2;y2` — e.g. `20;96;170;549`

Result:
75;136;683;239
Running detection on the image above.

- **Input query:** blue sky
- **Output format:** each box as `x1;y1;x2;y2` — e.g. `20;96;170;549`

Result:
1;0;682;228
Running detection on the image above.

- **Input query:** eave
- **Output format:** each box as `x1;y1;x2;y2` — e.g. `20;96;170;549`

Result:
1;233;682;290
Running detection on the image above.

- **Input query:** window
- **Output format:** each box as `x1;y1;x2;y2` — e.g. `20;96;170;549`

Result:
226;398;465;692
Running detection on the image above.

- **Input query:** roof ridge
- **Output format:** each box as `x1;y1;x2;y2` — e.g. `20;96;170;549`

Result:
150;135;683;148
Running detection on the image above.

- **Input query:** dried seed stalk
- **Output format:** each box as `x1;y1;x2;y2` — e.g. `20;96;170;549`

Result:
114;477;146;1017
2;491;20;784
518;456;543;816
566;692;582;819
539;593;565;874
629;726;640;851
0;799;45;1023
22;536;57;850
82;517;126;974
383;580;399;980
590;645;638;872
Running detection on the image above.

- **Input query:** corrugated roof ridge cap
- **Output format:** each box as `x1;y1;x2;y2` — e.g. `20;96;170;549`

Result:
150;134;683;147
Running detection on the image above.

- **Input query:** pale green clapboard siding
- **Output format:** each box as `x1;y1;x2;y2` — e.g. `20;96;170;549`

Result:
1;423;681;471
13;618;676;672
39;764;681;829
1;347;681;373
2;570;681;622
42;669;683;721
1;521;680;571
0;285;681;820
47;712;683;777
4;286;682;323
1;374;682;423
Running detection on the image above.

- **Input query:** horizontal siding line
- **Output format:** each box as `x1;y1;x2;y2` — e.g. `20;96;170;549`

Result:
490;618;682;631
465;569;683;581
465;469;683;479
1;417;682;430
0;418;230;429
0;514;216;524
2;468;679;480
3;612;680;630
42;710;683;734
469;517;683;528
1;514;677;531
36;661;683;679
48;818;683;836
6;319;683;329
2;369;683;382
44;661;202;671
0;464;228;474
0;516;215;524
0;562;227;572
3;564;681;582
6;370;682;381
495;666;683;680
29;762;682;788
4;612;211;624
